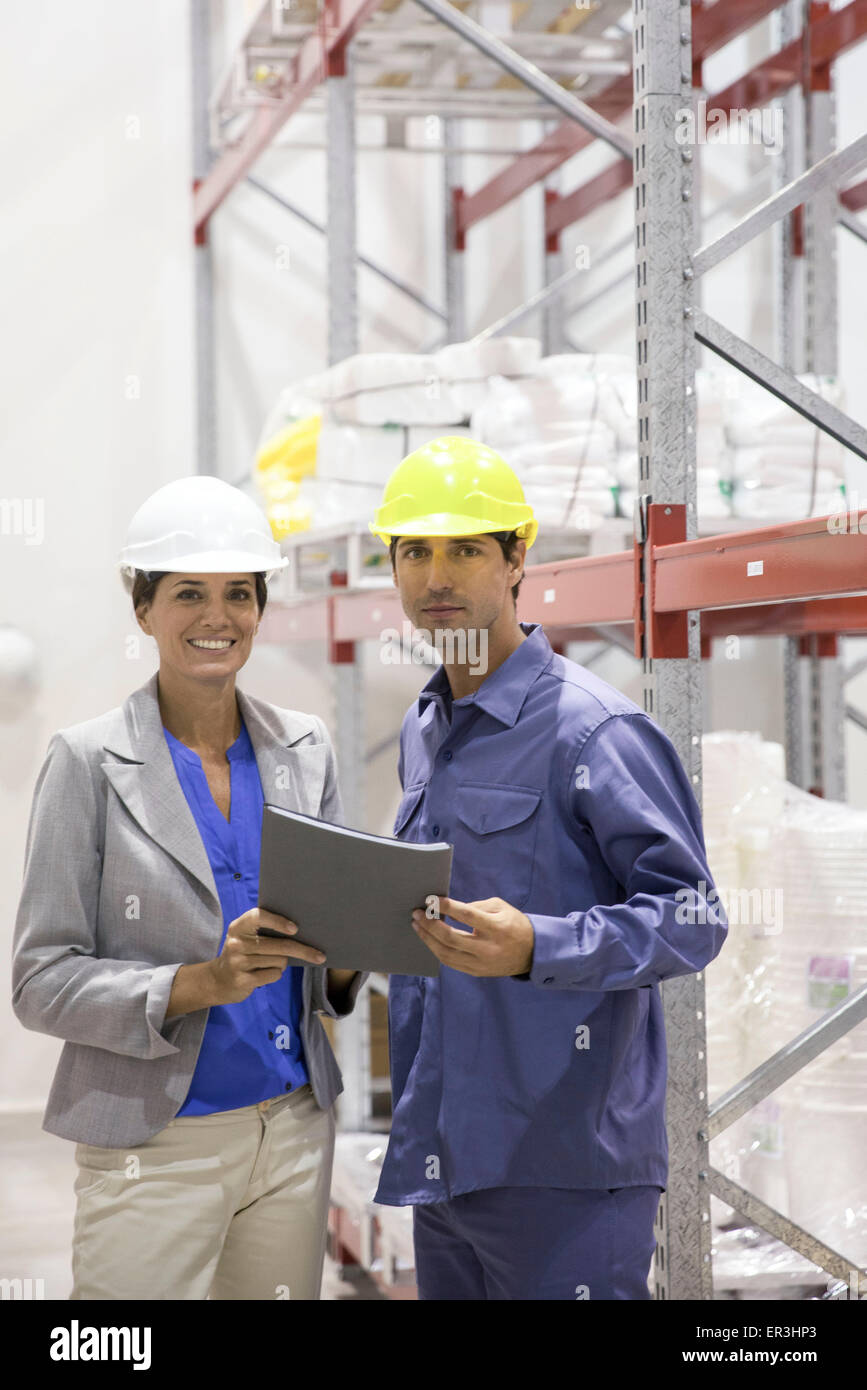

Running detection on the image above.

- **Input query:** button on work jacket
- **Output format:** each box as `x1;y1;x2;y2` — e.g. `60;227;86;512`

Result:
374;621;727;1206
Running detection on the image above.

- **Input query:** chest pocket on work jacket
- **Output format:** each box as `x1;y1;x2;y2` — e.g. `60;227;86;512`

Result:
453;783;543;909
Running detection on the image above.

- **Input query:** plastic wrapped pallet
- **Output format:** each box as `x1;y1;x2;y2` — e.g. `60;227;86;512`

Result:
700;734;867;1268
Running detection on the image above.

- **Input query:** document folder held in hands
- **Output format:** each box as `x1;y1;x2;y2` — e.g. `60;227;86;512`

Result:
258;804;452;977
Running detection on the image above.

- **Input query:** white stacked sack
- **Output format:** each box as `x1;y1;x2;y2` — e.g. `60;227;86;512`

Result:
470;355;625;529
258;344;849;535
615;368;733;520
722;373;847;520
295;338;540;428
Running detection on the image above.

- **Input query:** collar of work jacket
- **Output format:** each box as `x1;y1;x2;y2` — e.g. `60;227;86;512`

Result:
99;670;327;917
416;621;555;729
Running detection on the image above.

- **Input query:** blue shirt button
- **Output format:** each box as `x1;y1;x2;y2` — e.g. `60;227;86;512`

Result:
443;749;453;761
432;824;440;836
544;977;554;984
233;872;242;880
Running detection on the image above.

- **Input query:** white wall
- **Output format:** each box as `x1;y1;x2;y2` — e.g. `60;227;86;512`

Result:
0;0;196;1104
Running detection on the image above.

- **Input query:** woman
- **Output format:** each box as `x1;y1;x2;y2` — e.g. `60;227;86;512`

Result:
12;474;363;1300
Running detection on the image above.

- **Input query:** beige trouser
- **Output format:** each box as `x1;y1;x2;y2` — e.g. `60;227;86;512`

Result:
70;1083;336;1301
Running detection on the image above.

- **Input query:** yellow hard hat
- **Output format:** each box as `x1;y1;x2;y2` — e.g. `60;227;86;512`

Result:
369;435;538;549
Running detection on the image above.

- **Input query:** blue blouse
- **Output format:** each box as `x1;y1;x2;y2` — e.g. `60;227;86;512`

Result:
164;718;309;1114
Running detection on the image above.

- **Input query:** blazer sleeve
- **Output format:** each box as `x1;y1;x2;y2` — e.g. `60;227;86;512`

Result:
305;715;367;1020
11;731;185;1060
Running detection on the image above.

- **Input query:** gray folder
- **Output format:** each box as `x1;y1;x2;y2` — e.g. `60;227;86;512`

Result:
258;804;452;977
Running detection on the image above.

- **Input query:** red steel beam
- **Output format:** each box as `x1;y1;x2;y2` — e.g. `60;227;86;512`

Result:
547;158;633;238
459;0;785;238
552;0;867;239
702;595;867;637
259;507;867;649
193;0;384;234
840;176;867;210
457;83;630;237
654;512;867;613
712;0;867;111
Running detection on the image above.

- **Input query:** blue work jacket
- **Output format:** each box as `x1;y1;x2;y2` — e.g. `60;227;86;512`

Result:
373;621;727;1205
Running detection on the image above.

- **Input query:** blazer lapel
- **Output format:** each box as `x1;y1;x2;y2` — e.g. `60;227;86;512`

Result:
100;672;328;915
235;684;328;817
101;672;220;911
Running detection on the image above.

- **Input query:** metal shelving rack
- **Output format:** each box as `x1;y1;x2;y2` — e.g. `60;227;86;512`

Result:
192;0;867;1299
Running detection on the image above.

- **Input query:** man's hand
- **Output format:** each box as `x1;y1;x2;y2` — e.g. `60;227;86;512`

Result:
411;896;534;977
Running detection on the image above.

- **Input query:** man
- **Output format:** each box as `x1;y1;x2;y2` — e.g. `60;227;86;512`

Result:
369;435;727;1301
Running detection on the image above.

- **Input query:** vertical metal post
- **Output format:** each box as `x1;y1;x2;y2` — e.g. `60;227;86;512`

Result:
444;116;465;342
325;31;363;822
327;35;358;364
778;1;811;789
803;2;846;801
328;599;368;1130
634;0;711;1299
543;121;566;355
325;43;366;1135
776;1;807;374
191;0;216;474
333;640;364;827
335;979;372;1132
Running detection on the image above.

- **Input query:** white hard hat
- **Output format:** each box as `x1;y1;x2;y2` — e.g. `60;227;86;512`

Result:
118;475;288;590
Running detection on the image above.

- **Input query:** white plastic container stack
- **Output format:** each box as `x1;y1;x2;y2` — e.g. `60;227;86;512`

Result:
702;732;867;1267
702;734;788;1220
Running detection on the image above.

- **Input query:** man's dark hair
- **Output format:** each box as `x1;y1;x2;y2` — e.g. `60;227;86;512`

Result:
131;570;268;616
389;530;524;602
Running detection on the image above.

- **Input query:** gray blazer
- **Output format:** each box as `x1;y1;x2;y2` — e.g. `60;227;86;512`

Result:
12;671;364;1147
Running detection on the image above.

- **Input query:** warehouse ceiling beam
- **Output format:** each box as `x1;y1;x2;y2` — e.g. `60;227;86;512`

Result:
692;130;867;278
193;0;385;235
410;0;631;156
693;309;867;462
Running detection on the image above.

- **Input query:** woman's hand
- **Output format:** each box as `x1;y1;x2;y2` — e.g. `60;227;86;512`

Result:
206;907;327;1005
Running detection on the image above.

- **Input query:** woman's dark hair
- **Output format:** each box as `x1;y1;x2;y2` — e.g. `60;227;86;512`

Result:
131;570;268;616
388;530;524;602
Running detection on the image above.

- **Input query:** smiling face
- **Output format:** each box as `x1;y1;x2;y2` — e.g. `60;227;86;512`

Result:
135;573;261;683
391;534;525;640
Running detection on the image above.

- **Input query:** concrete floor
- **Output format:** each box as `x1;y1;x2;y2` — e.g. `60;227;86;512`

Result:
0;1110;383;1301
